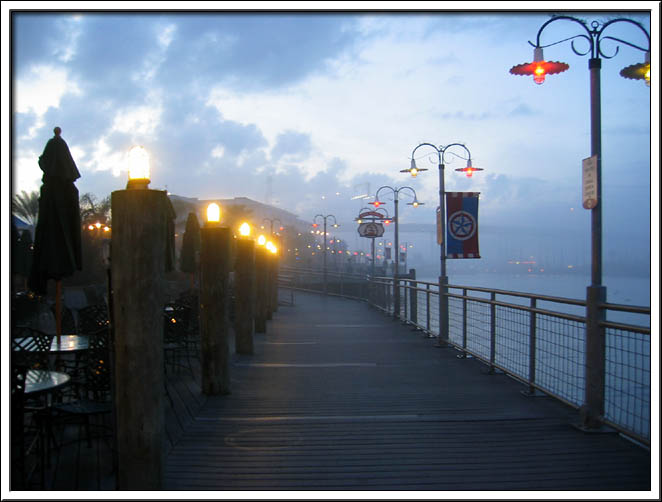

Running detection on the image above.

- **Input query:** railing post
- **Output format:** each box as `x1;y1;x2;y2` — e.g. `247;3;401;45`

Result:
489;291;496;373
462;288;468;356
582;285;607;428
387;280;392;314
410;281;418;327
439;276;449;345
527;298;537;394
426;284;431;333
403;281;408;321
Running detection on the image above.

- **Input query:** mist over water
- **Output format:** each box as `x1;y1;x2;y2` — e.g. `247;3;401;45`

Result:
413;272;651;327
423;272;652;307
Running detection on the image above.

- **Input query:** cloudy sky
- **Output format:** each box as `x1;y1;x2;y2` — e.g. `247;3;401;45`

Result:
4;2;658;284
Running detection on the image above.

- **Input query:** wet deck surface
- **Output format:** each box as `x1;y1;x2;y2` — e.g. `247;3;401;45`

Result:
13;290;650;493
164;291;651;492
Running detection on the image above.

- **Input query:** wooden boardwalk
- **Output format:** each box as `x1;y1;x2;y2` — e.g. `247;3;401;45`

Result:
12;289;651;494
164;291;651;492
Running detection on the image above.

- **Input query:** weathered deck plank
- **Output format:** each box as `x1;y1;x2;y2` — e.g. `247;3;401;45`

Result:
164;291;651;492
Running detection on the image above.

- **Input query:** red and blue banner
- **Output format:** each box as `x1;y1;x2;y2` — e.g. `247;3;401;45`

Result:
445;192;480;259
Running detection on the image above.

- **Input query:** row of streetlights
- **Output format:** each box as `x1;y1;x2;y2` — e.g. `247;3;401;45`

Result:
121;14;649;443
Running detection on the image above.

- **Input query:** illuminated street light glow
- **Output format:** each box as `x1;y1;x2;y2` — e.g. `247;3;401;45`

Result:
620;51;651;86
401;158;428;178
127;145;151;189
239;222;251;237
509;47;569;85
455;159;484;178
206;203;221;224
257;235;266;246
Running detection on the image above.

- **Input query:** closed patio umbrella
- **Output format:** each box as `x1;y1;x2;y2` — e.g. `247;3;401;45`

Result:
29;126;82;338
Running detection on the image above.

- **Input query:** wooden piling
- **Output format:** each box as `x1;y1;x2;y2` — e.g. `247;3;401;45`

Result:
111;188;169;490
254;246;268;333
199;226;231;395
234;238;255;354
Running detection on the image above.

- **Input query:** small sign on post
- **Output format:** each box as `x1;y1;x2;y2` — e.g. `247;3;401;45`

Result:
357;222;384;238
582;155;598;210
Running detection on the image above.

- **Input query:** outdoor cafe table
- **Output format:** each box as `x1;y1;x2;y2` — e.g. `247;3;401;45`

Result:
13;334;90;354
25;369;71;396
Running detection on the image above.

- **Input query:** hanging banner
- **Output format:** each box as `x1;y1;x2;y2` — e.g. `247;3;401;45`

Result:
385;247;391;260
446;192;480;259
400;252;406;263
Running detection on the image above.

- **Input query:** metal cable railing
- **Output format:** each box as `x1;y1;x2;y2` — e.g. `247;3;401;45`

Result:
279;266;651;446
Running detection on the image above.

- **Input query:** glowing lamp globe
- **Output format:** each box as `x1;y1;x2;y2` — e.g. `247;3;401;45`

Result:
620;51;651;87
257;235;267;246
455;158;484;178
127;146;151;189
401;158;427;177
206;203;221;225
509;47;569;85
239;222;251;237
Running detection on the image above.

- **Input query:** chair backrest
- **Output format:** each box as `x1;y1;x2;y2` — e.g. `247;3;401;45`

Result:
163;303;191;342
12;327;54;370
178;294;199;333
77;304;110;336
81;327;111;401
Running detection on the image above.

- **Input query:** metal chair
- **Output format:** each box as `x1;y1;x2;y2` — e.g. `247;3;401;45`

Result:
11;364;28;489
50;326;114;488
51;327;113;441
12;326;54;371
11;330;57;489
76;303;110;336
163;302;195;375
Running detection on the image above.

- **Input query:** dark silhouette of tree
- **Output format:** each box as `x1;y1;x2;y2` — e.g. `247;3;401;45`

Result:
12;190;40;226
79;192;111;225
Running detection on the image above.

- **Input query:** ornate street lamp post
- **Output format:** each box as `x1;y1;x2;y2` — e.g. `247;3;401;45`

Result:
509;15;650;429
262;217;283;235
371;186;422;319
312;214;339;295
405;143;481;342
355;205;390;279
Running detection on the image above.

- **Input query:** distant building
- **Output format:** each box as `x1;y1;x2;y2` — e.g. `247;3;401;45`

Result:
168;194;310;233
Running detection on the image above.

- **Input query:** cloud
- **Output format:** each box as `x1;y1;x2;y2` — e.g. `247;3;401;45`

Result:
14;64;82;136
270;131;313;162
508;103;537;117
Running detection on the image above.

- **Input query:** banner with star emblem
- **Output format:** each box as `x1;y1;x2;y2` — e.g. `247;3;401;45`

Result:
445;192;480;259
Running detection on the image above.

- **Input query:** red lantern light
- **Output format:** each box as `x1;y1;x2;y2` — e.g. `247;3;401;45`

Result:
312;223;318;228
509;47;569;85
